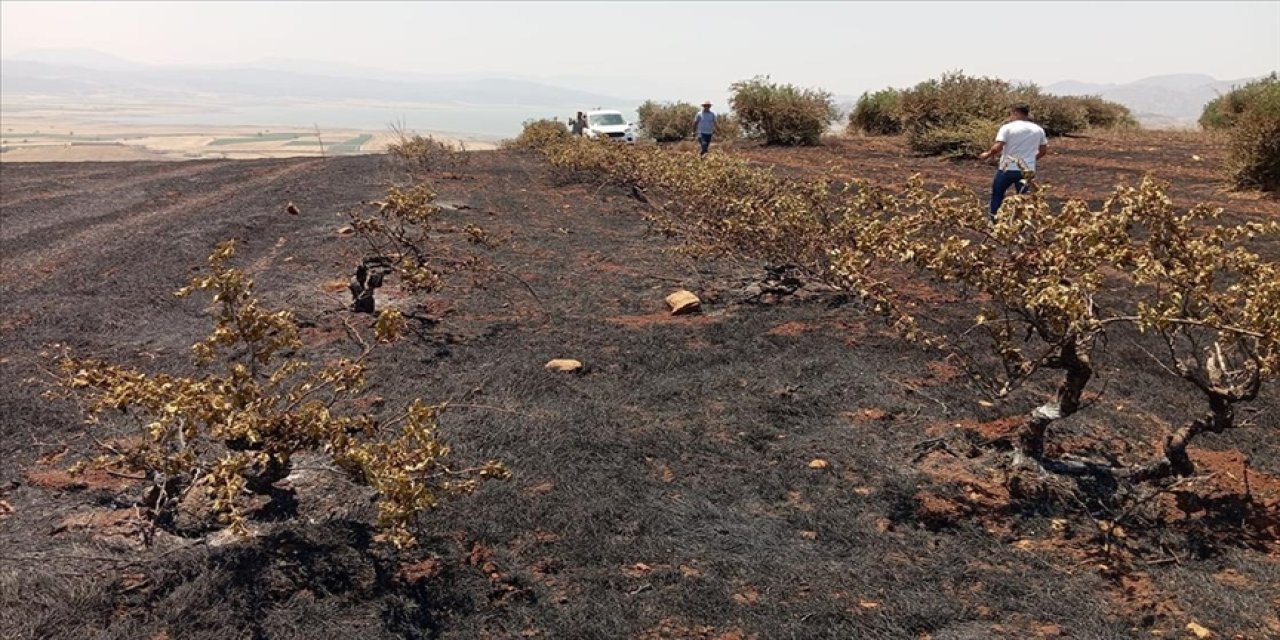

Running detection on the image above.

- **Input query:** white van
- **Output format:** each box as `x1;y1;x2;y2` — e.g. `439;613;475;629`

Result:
583;110;637;143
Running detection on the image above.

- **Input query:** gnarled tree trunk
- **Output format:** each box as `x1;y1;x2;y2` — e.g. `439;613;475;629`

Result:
1014;338;1093;464
1129;395;1233;482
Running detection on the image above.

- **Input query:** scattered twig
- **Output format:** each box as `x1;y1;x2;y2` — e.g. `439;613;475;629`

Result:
105;470;147;481
341;315;370;352
910;437;953;462
591;177;616;199
2;539;206;568
493;267;543;308
1103;316;1265;339
640;272;685;283
886;376;951;415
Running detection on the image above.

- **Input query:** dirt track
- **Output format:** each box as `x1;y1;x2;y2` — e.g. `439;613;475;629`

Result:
1;142;1278;639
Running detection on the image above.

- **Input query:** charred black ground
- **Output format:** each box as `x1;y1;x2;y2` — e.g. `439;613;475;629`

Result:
1;136;1278;639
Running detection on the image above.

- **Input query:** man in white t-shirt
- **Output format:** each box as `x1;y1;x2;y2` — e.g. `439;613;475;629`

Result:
978;103;1047;220
693;101;716;156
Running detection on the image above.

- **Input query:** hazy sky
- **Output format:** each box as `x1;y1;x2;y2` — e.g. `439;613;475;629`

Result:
2;1;1278;99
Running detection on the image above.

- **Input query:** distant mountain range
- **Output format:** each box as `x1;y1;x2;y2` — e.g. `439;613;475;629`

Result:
1;48;632;111
1045;73;1263;127
2;48;1271;131
6;47;148;71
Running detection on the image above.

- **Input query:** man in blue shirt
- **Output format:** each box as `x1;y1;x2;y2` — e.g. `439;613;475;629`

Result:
694;101;716;156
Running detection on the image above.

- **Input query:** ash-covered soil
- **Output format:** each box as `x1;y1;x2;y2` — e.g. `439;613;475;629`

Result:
1;136;1277;639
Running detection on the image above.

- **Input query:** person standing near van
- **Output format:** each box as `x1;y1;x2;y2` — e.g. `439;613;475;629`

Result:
978;103;1047;220
694;101;716;155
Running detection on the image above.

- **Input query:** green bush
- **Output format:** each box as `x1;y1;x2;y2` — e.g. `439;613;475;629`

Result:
899;72;1012;131
1197;73;1280;190
1201;72;1279;130
1019;92;1090;137
729;76;838;146
713;113;743;143
1074;95;1137;128
506;118;570;151
637;101;699;142
1225;79;1280;191
899;73;1010;156
905;117;1003;159
849;88;903;135
896;72;1129;155
386;129;470;173
1200;98;1234;130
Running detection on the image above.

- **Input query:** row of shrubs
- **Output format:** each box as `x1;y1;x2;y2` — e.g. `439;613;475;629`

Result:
513;69;1276;193
524;136;1279;484
850;72;1136;157
514;77;838;148
1200;72;1278;129
1201;73;1279;192
530;72;1131;153
634;78;837;146
636;100;744;143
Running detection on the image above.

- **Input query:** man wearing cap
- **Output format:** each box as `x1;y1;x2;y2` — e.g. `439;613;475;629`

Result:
694;101;716;156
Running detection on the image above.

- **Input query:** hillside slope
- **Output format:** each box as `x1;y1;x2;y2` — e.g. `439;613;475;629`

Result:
1;141;1277;639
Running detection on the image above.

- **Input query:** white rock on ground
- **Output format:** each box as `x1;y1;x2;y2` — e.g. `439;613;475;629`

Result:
545;359;583;373
665;290;701;315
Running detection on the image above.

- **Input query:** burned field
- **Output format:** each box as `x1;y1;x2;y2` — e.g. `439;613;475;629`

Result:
1;134;1278;639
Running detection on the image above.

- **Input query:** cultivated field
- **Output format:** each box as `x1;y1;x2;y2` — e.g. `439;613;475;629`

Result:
0;131;1277;639
0;115;496;162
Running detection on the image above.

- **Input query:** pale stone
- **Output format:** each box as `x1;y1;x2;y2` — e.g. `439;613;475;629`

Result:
665;290;701;315
1186;622;1213;639
545;359;583;373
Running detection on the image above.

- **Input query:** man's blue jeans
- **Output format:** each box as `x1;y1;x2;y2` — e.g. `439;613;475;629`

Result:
989;169;1028;220
698;133;712;155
